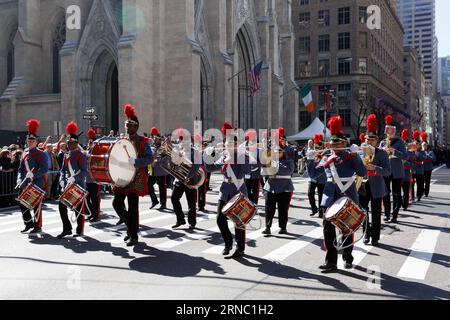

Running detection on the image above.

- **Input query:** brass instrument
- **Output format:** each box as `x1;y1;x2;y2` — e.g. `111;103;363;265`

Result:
385;134;393;159
356;143;375;191
260;149;279;176
157;139;206;189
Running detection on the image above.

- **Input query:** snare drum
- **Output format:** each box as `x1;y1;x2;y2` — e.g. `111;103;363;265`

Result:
325;197;366;235
60;184;88;211
89;138;137;188
222;193;257;229
17;184;45;210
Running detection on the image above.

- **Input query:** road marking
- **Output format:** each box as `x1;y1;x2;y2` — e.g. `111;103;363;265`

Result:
263;227;323;262
432;165;445;173
397;230;440;280
155;226;221;249
337;235;385;269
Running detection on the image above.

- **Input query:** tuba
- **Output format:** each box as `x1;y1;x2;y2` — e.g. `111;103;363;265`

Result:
157;138;206;189
356;143;375;191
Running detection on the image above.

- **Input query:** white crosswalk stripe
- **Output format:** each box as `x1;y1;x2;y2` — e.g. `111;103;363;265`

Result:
397;230;440;280
337;235;385;269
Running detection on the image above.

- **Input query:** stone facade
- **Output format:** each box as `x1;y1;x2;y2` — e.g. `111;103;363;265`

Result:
0;0;298;142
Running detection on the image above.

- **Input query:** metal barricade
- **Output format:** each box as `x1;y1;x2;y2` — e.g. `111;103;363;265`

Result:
0;169;18;207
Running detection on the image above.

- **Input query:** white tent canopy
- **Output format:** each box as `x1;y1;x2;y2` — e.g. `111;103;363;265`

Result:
288;118;330;141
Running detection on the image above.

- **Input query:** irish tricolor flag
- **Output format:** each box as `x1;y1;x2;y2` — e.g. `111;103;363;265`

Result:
300;83;314;113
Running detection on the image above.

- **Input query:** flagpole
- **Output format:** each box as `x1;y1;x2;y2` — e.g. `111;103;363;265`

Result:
227;60;264;82
280;84;300;98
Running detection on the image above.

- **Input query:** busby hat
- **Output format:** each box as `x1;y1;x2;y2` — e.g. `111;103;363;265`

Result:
151;127;160;137
385;115;396;137
66;121;81;143
124;104;139;126
88;128;96;142
401;129;409;142
366;114;378;139
359;133;366;144
412;130;421;143
328;116;346;143
421;132;428;144
26;119;40;141
314;134;324;147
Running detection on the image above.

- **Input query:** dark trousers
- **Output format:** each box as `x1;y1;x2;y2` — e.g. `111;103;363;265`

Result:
245;178;261;205
323;219;354;265
171;182;197;226
308;182;325;214
424;170;432;197
51;174;61;198
265;192;292;229
59;202;85;235
218;200;246;251
361;182;382;242
148;176;167;205
402;181;411;210
412;174;424;200
198;183;207;210
206;172;212;190
113;193;140;240
382;177;402;219
20;203;43;229
86;183;101;220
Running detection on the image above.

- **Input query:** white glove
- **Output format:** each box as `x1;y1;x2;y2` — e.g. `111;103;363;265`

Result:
306;150;316;160
128;157;136;166
350;144;360;154
205;146;215;157
271;160;279;169
60;180;65;189
68;177;75;185
25;172;34;180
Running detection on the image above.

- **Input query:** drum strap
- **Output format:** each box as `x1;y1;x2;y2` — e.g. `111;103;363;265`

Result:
225;165;244;190
330;162;355;193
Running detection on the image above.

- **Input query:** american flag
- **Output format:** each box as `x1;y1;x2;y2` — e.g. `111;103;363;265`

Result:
248;61;263;97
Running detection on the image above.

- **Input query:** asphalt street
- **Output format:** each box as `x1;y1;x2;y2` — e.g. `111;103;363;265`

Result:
0;167;449;300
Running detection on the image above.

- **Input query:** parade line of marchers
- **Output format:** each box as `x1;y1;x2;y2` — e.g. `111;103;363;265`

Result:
13;103;437;272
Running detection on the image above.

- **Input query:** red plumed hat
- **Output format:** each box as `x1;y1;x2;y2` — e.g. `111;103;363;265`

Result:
66;121;80;142
385;115;394;126
26;119;40;140
151;127;160;137
421;132;428;143
314;134;324;146
401;129;409;142
366;114;378;139
279;127;286;138
124;104;139;126
221;122;234;136
412;130;421;142
88;128;96;141
328;116;345;142
359;133;366;144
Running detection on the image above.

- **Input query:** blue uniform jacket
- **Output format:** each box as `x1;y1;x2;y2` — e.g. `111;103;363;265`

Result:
264;157;295;194
403;151;414;182
320;151;367;208
367;148;391;199
17;147;49;191
423;151;436;172
412;151;426;175
60;149;88;189
380;138;407;179
206;151;251;202
306;159;327;185
150;146;168;177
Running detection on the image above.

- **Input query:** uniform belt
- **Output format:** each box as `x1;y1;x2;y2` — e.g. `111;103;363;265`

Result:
327;177;354;183
367;172;382;177
268;175;292;180
224;178;244;184
423;160;433;163
404;166;412;170
413;161;423;165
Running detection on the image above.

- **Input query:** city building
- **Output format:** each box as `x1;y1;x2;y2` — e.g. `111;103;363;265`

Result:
0;0;299;140
438;56;450;145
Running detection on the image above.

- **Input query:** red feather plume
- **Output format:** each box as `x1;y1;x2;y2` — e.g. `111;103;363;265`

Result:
88;128;96;141
279;127;285;138
151;127;159;136
221;122;234;135
401;129;409;141
124;104;137;119
359;133;366;144
421;132;428;142
412;130;421;141
314;134;324;145
26;119;40;135
66;121;78;135
367;114;378;133
385;115;394;126
328;116;343;136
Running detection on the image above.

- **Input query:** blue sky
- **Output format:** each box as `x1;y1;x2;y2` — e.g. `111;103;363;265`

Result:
436;0;450;57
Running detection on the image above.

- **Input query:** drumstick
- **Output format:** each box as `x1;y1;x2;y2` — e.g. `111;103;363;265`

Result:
123;146;131;159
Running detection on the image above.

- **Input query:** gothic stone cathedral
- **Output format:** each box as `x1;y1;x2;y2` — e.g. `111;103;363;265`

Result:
0;0;298;139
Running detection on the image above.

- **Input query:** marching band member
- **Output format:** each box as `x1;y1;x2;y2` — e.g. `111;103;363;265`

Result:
245;131;262;205
306;134;327;218
148;127;168;211
361;115;391;246
401;129;414;213
319;116;367;273
205;122;251;259
170;130;200;230
411;131;426;202
85;129;101;223
17;119;49;234
421;133;436;198
57;122;88;239
112;104;153;247
197;135;209;212
379;115;407;223
262;128;295;235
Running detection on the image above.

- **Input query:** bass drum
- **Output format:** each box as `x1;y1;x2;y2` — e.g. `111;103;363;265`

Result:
89;138;137;188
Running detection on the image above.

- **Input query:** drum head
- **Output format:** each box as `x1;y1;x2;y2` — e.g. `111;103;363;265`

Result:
109;139;138;188
325;197;348;219
223;193;242;212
